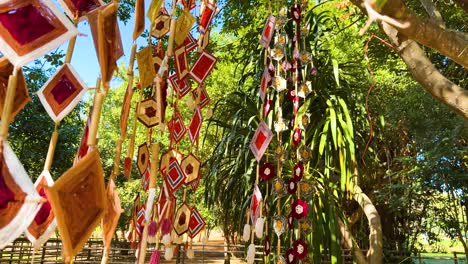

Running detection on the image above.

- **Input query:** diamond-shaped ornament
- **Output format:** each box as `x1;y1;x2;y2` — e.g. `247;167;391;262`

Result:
190;51;217;84
188;108;203;144
184;33;197;53
168;112;187;144
250;121;273;161
94;3;123;85
259;66;270;103
0;58;30;122
169;74;191;98
135;204;146;237
160;149;183;175
250;184;263;226
174;203;191;236
86;4;124;66
58;0;104;21
163;158;186;192
137;143;150;175
181;154;201;184
260;15;276;48
101;179;122;249
137;98;159;128
37;63;87;122
0;141;42;249
174;45;189;80
151;14;170;39
192;86;210;109
0;0;78;67
199;2;216;34
25;170;56;249
45;149;106;260
157;182;176;220
188;207;206;238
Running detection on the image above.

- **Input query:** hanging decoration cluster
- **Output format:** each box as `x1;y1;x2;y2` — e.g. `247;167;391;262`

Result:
246;1;316;264
0;0;120;262
119;0;217;263
0;0;216;263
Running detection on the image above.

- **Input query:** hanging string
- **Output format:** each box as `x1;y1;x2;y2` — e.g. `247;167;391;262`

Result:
361;34;393;165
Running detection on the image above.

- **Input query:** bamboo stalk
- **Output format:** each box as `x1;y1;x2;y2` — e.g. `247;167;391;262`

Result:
43;122;60;171
137;143;160;264
0;70;18;141
65;18;78;64
125;89;143;178
167;19;177;57
87;86;104;147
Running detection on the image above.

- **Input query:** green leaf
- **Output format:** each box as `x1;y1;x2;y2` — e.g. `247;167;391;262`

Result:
329;105;337;150
338;97;353;138
319;120;330;156
332;59;340;87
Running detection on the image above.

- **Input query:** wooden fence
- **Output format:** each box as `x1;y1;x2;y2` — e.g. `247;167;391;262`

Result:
2;237;464;263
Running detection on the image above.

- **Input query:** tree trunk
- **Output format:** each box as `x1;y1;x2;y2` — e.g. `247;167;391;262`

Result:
338;218;368;264
353;185;383;264
365;0;468;68
380;22;468;119
339;185;383;264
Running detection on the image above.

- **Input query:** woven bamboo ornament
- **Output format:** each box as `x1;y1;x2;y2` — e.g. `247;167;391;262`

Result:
133;0;145;40
0;58;30;122
101;179;123;253
0;0;78;67
25;170;56;250
37;63;87;122
174;9;196;46
90;3;123;86
147;0;164;22
44;149;106;261
58;0;104;21
0;141;42;249
136;46;156;89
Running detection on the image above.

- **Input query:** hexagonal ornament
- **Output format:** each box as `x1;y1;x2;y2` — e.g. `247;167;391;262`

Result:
151;14;170;39
181;154;200;184
137;98;159;128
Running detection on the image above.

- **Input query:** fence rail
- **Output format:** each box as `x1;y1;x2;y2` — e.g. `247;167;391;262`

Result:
0;237;465;263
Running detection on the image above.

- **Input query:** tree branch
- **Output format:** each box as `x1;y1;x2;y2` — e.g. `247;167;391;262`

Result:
381;22;468;119
354;0;468;68
419;0;445;28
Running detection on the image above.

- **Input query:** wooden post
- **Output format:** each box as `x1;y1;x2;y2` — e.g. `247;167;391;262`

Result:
65;18;78;64
453;252;458;264
418;252;422;264
43;122;59;171
87;88;104;148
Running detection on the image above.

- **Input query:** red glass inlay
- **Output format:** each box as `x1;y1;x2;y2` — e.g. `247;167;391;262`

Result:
0;4;55;46
71;0;99;13
255;132;267;150
178;211;186;225
34;187;51;225
0;173;15;210
145;106;157;118
51;75;77;105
